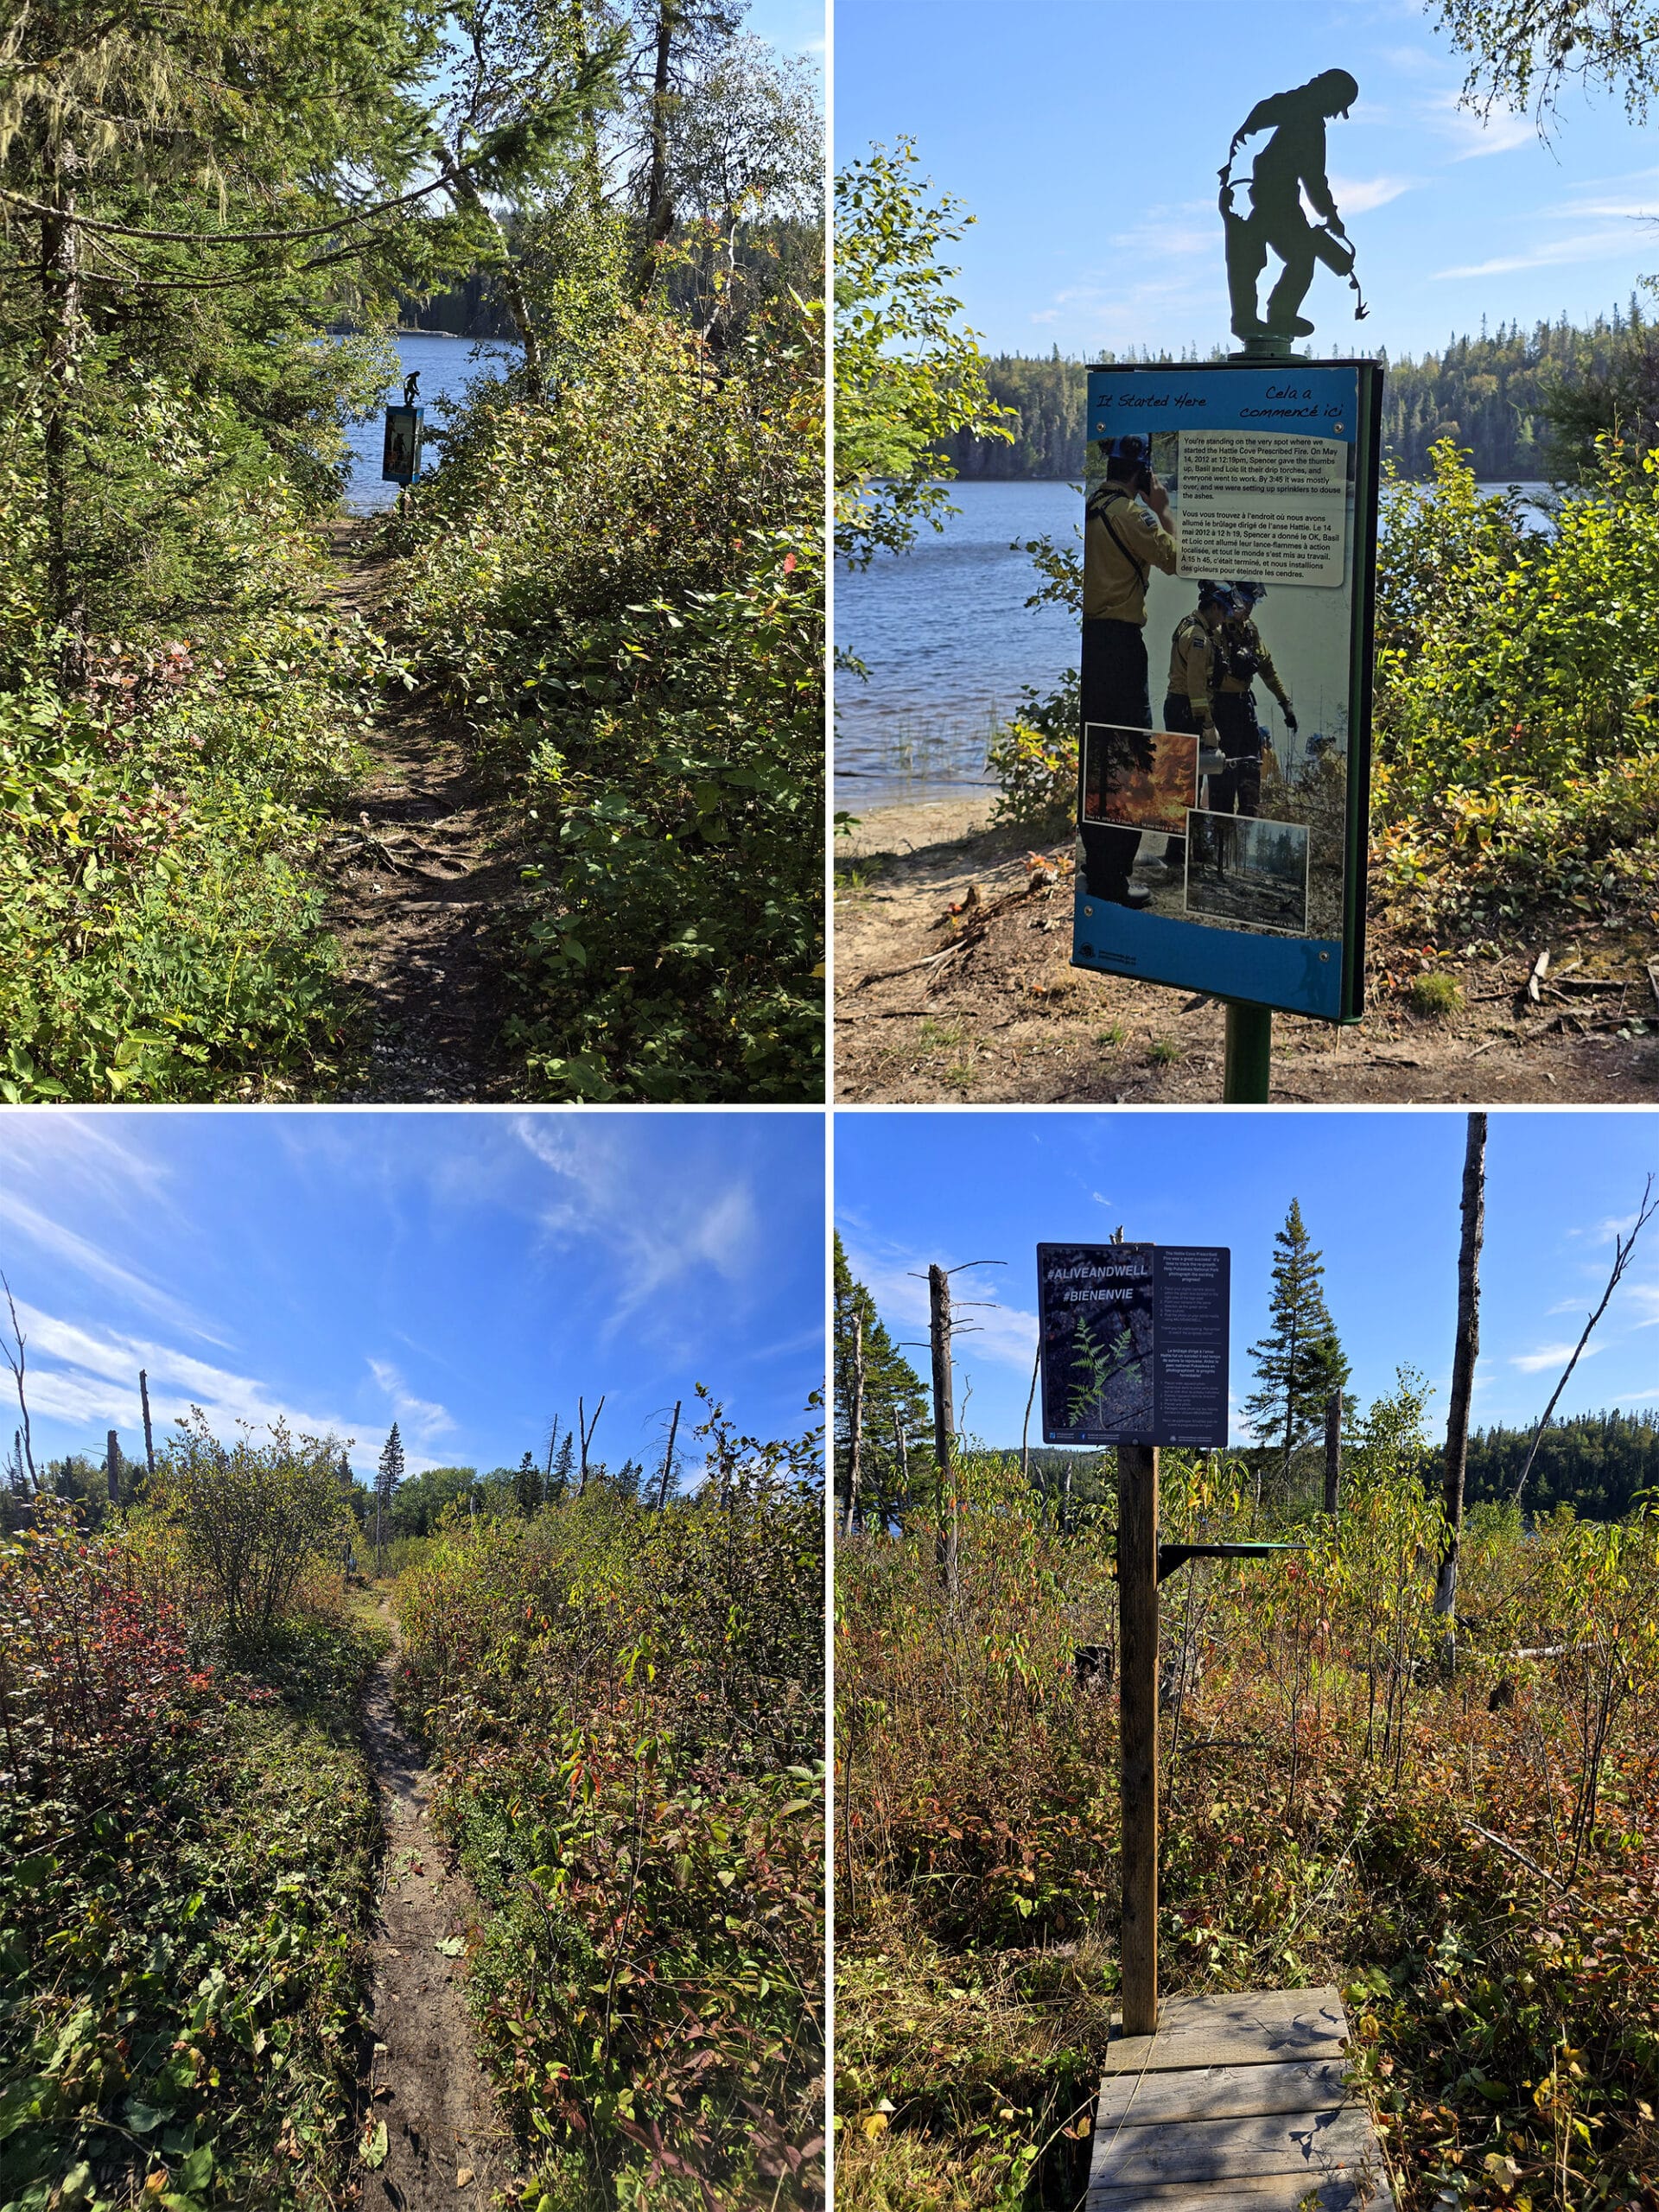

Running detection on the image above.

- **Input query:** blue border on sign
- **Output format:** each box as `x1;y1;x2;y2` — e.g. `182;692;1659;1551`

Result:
1072;887;1344;1020
1086;365;1358;443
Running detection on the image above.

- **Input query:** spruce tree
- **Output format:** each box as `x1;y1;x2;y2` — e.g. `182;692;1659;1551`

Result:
513;1450;542;1516
1244;1200;1351;1505
834;1233;931;1533
548;1430;575;1503
375;1423;404;1566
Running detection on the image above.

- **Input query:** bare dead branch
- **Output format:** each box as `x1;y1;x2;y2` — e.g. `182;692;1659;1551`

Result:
1513;1173;1658;1507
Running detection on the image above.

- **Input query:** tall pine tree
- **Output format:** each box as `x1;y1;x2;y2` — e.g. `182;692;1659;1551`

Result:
834;1234;931;1534
375;1423;405;1565
1244;1200;1351;1506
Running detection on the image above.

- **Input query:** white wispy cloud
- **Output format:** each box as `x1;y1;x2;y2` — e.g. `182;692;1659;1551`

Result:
1421;91;1536;160
841;1242;1037;1374
1510;1339;1605;1375
1435;226;1643;278
365;1357;455;1444
1327;173;1417;214
512;1116;760;1330
11;1301;362;1453
0;1190;227;1344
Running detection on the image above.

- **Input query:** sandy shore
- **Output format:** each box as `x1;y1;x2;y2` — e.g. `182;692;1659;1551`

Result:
835;791;1004;861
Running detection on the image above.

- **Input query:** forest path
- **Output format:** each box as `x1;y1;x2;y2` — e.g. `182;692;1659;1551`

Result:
358;1598;518;2210
315;518;524;1102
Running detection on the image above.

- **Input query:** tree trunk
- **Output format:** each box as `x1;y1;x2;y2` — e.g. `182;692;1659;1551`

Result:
569;0;606;211
448;158;544;400
1436;1111;1487;1623
635;0;678;300
1020;1339;1039;1484
1279;1312;1298;1502
844;1308;865;1540
929;1264;957;1602
657;1400;681;1510
1322;1388;1341;1516
41;137;86;682
105;1429;120;1509
140;1370;156;1478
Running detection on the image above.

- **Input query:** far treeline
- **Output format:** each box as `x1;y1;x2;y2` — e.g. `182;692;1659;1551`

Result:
934;304;1659;483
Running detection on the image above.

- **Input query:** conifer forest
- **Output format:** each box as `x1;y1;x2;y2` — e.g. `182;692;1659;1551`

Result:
0;2;823;1104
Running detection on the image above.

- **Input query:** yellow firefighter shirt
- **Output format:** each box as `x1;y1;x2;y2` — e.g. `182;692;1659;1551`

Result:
1166;613;1220;728
1083;486;1179;625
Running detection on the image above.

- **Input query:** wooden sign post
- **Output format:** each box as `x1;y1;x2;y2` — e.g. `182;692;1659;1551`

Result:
1117;1440;1160;2036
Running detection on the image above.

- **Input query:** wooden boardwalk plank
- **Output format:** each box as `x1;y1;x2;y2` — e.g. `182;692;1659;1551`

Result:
1087;1988;1395;2210
1089;2176;1392;2211
1096;2057;1355;2129
1103;1986;1348;2074
1091;2105;1377;2188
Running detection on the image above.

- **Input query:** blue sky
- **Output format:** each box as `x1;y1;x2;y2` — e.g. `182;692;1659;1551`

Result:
749;0;823;66
0;1114;825;1486
835;1111;1659;1447
836;0;1659;360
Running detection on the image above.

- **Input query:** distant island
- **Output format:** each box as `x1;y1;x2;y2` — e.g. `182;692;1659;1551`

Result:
936;302;1656;481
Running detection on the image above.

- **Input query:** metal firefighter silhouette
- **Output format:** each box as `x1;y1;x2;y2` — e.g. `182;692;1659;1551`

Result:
1219;71;1368;343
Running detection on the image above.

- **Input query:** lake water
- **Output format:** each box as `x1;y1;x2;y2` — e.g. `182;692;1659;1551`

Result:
340;331;518;514
834;477;1555;809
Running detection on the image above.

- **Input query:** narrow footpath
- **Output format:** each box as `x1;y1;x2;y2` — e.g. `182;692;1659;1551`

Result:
317;521;526;1102
359;1605;516;2209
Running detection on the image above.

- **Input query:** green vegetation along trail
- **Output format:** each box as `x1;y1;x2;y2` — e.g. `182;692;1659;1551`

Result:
359;1599;514;2207
320;522;524;1102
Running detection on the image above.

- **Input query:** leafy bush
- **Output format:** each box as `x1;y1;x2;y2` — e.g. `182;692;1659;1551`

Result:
380;304;823;1102
1374;439;1659;930
0;448;392;1102
985;673;1078;833
0;1503;386;2211
147;1415;351;1643
395;1400;825;2209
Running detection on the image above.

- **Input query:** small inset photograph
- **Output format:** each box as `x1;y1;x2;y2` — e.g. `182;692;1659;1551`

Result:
1185;810;1310;934
1082;721;1198;831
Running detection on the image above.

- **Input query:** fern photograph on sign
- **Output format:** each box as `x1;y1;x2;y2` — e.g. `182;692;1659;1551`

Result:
1037;1242;1230;1448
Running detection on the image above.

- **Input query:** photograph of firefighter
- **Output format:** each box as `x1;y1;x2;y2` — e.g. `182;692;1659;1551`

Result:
1208;581;1297;817
1079;434;1179;908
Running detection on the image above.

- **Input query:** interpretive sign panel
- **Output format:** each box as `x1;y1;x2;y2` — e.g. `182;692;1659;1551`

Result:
1037;1243;1230;1448
1073;359;1382;1021
381;405;424;485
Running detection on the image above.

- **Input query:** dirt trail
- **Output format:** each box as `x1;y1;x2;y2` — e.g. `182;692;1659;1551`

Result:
316;520;524;1102
834;798;1659;1104
359;1604;517;2210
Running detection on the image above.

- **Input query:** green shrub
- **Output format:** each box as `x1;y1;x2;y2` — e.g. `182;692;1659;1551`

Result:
0;484;390;1103
986;675;1078;832
1375;439;1659;929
